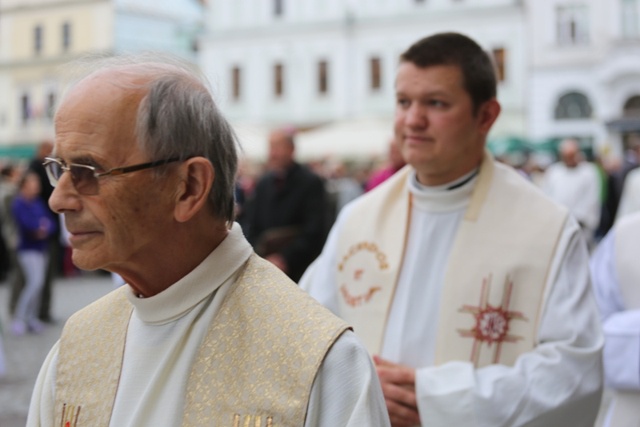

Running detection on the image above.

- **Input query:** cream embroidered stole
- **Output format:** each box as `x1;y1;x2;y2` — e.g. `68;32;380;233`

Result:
610;213;640;427
55;254;349;426
336;153;567;367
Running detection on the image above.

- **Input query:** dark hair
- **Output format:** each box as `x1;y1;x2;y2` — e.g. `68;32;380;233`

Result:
400;32;497;113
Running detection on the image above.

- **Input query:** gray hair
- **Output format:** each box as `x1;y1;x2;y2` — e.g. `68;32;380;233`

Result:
61;53;239;223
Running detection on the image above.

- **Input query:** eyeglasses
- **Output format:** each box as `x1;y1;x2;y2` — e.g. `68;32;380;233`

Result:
43;157;180;195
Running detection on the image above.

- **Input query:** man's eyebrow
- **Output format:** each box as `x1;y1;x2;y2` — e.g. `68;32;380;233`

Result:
57;154;101;167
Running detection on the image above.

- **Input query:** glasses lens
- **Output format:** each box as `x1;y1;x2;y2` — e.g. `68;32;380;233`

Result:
44;161;62;186
69;165;98;195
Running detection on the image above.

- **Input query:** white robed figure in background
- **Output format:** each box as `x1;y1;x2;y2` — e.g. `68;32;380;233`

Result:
543;138;601;247
591;211;640;427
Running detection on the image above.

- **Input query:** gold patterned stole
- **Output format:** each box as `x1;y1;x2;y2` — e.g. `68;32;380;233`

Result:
336;153;568;367
56;286;132;427
55;254;349;426
182;254;349;426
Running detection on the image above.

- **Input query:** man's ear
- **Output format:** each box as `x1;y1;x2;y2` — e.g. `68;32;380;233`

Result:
477;98;501;135
174;157;214;223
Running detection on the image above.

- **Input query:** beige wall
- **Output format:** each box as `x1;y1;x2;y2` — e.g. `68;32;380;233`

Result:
0;1;114;146
4;1;113;59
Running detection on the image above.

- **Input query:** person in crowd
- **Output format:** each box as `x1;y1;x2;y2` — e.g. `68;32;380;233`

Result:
326;160;364;215
10;171;56;336
365;136;406;192
590;211;640;427
543;138;602;247
242;128;327;282
27;140;61;323
0;328;5;377
27;54;389;426
2;164;27;315
301;32;603;426
615;166;640;220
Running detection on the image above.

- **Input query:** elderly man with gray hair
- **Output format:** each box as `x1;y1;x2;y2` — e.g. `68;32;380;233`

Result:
26;55;389;427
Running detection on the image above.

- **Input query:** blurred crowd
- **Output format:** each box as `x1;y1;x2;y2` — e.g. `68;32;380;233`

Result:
499;137;640;248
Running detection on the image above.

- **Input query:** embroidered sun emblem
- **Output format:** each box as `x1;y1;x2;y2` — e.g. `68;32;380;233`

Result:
458;275;527;365
338;241;388;307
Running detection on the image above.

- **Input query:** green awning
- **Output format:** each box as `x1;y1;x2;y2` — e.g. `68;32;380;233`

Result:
0;144;37;160
487;136;528;156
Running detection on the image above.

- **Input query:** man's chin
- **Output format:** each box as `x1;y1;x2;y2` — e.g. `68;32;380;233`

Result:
71;251;103;272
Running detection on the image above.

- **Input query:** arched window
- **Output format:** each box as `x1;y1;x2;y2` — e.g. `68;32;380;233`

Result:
623;95;640;117
554;91;592;119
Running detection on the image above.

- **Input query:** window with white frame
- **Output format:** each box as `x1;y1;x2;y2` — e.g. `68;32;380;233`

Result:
317;60;329;95
556;4;589;46
274;63;284;98
47;92;56;120
274;0;283;17
21;94;30;125
34;25;43;55
623;95;640;116
62;22;72;52
622;0;640;39
231;66;242;101
554;91;592;119
370;57;382;91
492;47;506;82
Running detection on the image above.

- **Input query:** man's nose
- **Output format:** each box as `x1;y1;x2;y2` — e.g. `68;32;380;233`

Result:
48;172;80;214
405;104;427;128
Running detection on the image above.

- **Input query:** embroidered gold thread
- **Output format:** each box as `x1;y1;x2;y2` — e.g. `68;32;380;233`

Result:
254;416;262;427
60;403;81;427
74;406;81;427
60;403;66;427
244;414;252;427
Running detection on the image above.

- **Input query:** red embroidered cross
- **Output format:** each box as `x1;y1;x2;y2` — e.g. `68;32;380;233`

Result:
458;275;527;365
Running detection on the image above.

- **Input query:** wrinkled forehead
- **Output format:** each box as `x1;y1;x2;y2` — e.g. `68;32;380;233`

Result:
53;70;148;160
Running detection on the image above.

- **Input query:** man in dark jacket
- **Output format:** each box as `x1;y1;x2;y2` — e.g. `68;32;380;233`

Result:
243;129;327;282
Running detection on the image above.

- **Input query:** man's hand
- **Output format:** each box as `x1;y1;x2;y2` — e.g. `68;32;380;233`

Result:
374;356;421;427
265;253;288;273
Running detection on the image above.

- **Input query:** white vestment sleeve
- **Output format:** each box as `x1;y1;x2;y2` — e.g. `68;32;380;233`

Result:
590;230;640;390
26;340;59;427
305;331;391;426
580;165;602;232
300;204;353;313
415;218;604;427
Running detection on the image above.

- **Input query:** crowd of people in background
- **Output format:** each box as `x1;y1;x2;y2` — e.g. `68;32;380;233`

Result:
0;34;639;426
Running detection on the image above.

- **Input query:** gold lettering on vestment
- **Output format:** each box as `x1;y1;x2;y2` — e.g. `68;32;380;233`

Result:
60;403;81;427
232;413;274;427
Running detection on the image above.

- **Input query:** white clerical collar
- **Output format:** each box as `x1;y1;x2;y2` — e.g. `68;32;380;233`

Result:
126;223;253;324
408;168;479;213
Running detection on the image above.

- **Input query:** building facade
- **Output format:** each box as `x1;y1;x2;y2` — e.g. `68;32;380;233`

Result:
528;0;640;160
199;0;527;160
201;0;640;162
0;0;203;153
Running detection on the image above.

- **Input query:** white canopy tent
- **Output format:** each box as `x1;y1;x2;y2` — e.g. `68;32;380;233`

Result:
296;118;393;162
231;118;393;163
232;123;271;161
